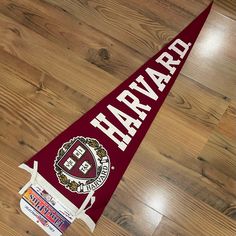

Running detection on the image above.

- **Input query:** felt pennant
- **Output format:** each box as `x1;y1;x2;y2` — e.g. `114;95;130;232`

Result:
19;2;213;235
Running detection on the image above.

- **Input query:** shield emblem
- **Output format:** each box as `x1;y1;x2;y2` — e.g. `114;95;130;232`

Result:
56;140;97;179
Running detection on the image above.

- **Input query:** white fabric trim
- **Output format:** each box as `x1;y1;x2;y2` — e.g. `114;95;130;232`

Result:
79;212;96;232
19;163;96;232
76;190;95;216
75;190;96;232
19;161;38;195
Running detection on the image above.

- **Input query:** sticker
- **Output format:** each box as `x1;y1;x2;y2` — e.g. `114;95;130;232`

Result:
20;185;74;236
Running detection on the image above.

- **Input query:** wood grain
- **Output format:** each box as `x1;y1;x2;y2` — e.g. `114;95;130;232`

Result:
198;100;236;184
0;0;236;235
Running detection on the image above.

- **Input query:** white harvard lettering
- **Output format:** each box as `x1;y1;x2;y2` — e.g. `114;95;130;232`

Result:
90;39;191;151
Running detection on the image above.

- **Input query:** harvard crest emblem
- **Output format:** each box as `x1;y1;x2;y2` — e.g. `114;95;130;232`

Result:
54;137;110;194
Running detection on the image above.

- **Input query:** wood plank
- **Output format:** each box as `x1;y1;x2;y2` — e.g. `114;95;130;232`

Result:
213;0;236;20
119;0;236;99
218;100;236;140
42;0;178;57
104;187;163;236
0;0;145;80
198;100;236;181
135;144;236;217
120;161;236;235
182;10;236;99
41;0;236;99
0;13;118;101
0;221;23;236
152;216;193;236
168;0;236;21
112;0;204;32
0;49;90;122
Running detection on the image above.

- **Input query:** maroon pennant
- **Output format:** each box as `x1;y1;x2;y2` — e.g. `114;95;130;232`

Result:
19;2;213;235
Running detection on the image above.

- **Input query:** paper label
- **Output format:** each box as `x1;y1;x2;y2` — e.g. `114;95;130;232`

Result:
20;184;74;236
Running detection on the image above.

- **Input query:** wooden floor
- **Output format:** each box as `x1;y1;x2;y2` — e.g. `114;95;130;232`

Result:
0;0;236;235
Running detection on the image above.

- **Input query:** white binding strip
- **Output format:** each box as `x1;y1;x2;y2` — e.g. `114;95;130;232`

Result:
19;162;96;232
75;191;96;231
19;161;38;195
79;211;96;232
76;190;95;216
